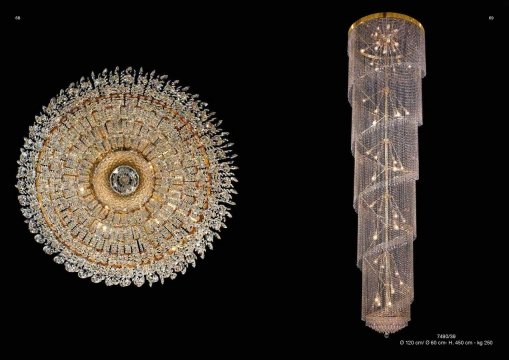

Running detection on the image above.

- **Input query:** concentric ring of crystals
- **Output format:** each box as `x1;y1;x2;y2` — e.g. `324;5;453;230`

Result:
17;67;237;287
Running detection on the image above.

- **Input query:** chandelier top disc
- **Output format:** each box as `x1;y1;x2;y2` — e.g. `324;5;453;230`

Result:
17;67;237;287
349;12;424;34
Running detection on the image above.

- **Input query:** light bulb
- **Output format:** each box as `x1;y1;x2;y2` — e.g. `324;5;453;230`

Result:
373;234;378;240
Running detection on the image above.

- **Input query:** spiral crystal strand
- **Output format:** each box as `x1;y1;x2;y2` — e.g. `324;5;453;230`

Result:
16;67;237;287
348;13;425;334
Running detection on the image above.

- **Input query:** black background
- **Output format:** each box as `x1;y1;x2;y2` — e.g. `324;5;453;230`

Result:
4;3;506;355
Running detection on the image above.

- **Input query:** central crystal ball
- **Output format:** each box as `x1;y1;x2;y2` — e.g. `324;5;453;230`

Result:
109;165;139;196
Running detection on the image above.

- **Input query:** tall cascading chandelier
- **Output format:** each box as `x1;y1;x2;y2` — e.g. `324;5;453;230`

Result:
348;13;425;334
16;68;237;287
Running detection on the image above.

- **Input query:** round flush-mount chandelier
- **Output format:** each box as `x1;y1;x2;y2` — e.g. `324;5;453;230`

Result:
17;67;237;287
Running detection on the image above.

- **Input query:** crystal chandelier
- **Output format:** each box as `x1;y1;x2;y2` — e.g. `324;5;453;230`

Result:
17;67;237;287
348;13;425;334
